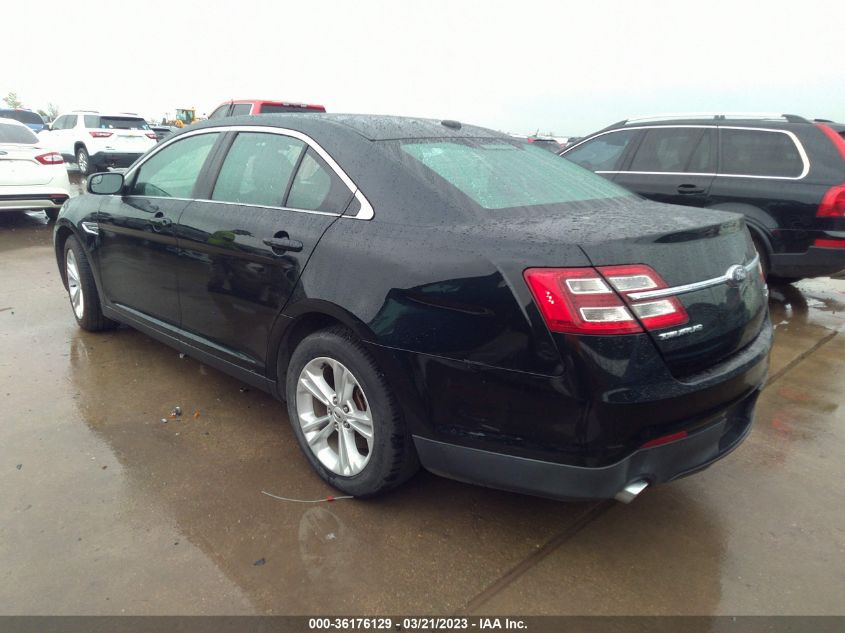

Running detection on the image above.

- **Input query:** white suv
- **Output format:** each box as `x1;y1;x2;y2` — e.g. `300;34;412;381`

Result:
39;111;157;175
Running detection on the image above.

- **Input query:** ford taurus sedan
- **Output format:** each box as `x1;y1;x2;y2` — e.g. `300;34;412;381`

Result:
53;114;771;502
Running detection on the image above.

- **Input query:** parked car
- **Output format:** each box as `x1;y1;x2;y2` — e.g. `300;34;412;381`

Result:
148;124;177;142
527;136;563;152
0;118;69;220
562;113;845;281
39;111;157;175
208;99;326;119
0;108;46;132
53;114;771;502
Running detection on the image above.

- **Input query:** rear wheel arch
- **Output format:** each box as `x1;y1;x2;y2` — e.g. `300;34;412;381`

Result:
270;303;377;394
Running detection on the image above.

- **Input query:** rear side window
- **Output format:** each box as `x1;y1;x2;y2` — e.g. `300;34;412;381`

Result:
719;129;804;178
89;116;150;130
0;110;43;126
564;130;637;171
398;140;633;210
629;127;714;173
0;121;38;144
286;148;352;212
259;104;323;114
131;133;219;198
212;132;305;206
230;104;252;116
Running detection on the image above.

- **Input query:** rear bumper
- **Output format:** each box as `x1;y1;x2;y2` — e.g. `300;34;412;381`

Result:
89;152;143;169
0;192;70;212
770;245;845;278
414;387;759;501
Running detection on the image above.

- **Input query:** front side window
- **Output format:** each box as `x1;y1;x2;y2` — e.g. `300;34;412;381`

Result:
397;140;634;210
212;132;305;206
130;133;219;198
629;127;713;173
51;115;69;130
720;129;804;178
286;148;352;212
563;130;637;171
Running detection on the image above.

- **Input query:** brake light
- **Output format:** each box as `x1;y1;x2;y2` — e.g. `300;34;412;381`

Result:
598;264;689;330
34;152;63;165
90;131;113;138
524;265;689;336
145;132;157;139
816;183;845;218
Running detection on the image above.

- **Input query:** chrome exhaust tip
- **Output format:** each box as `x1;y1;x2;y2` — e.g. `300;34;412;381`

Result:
614;480;649;504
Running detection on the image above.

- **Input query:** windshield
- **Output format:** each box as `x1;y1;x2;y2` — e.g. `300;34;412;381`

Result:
394;139;634;210
0;121;39;144
0;110;44;126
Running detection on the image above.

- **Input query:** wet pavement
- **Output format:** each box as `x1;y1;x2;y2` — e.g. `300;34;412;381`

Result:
1;197;844;615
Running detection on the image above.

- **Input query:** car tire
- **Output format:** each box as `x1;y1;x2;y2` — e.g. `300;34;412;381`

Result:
63;236;117;332
285;326;419;497
76;146;92;176
45;209;59;221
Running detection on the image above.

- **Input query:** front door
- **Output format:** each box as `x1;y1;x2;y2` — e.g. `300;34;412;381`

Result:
176;131;354;371
96;132;221;326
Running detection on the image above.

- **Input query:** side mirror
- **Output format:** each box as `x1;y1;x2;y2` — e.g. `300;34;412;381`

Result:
88;172;124;195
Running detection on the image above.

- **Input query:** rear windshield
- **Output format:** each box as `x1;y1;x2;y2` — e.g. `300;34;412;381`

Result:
0;110;44;126
395;139;634;210
259;104;324;114
0;121;38;144
84;116;150;130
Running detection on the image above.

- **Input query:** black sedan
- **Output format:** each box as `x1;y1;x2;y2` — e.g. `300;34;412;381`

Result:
53;114;772;502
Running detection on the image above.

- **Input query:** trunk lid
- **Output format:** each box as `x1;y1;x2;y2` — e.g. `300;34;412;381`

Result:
576;201;767;376
0;143;53;186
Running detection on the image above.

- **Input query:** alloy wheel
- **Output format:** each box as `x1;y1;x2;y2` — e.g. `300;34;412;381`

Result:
296;357;374;476
66;249;84;319
76;151;88;174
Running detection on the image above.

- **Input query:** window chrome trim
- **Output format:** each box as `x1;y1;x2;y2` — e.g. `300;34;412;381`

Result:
627;255;760;301
122;125;374;220
564;125;810;180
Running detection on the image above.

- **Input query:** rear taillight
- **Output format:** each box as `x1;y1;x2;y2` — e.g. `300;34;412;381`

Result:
523;265;689;336
145;132;157;139
35;152;63;165
598;264;689;330
816;183;845;218
90;131;113;138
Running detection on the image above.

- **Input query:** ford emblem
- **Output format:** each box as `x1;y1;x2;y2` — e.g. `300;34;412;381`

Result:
726;264;747;287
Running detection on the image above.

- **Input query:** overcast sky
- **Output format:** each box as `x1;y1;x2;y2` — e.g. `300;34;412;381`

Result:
4;0;843;136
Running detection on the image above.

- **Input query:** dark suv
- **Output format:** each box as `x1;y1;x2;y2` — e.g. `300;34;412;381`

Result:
562;114;845;280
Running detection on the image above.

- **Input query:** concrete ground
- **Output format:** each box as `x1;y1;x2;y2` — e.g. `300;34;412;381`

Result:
1;194;844;615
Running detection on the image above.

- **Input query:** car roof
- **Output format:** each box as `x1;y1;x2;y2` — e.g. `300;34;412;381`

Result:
601;113;815;131
190;113;506;141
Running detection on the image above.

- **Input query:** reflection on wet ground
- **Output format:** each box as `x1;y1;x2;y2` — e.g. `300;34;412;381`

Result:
1;216;844;615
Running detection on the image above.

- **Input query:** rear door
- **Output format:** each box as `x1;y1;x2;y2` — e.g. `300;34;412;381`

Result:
97;131;222;326
176;130;353;371
612;126;716;207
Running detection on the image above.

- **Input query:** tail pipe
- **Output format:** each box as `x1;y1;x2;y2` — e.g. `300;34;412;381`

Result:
614;480;649;504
